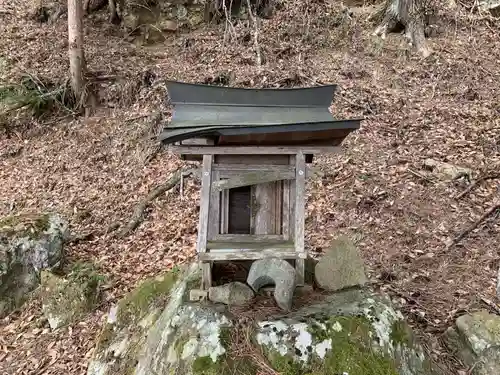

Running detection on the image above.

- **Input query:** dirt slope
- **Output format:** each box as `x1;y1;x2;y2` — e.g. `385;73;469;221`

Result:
0;0;499;374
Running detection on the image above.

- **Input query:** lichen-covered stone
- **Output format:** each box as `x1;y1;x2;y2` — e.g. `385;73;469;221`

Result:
87;261;436;375
0;213;68;316
40;262;103;330
444;310;500;375
255;288;435;375
88;263;205;375
314;236;367;292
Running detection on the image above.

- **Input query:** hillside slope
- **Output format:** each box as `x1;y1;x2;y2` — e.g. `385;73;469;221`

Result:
0;0;499;374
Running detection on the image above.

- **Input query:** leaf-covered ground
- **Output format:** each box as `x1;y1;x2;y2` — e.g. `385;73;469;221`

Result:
0;0;499;374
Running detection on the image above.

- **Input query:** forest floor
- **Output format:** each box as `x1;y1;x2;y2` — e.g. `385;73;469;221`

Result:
0;0;499;374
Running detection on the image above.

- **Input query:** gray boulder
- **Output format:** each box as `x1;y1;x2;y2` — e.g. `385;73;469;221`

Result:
88;262;437;375
0;213;68;316
315;236;367;291
444;310;500;375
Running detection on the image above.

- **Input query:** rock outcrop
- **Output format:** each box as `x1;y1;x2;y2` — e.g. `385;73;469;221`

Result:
444;310;500;375
40;263;103;330
88;262;437;375
121;1;205;45
0;213;68;316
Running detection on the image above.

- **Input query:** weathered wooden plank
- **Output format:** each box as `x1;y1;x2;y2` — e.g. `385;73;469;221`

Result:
282;179;291;240
215;155;290;165
294;152;306;286
212;234;285;242
207;171;220;241
197;154;214;289
274;180;283;235
170;145;342;155
220;187;229;234
253;181;277;234
214;164;294;173
199;249;305;261
180;138;215;145
212;170;295;192
207;240;293;250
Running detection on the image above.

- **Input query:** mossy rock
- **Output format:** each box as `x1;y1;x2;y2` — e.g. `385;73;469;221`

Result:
255;289;436;375
0;213;68;317
40;262;104;330
87;263;436;375
0;213;51;238
88;263;202;375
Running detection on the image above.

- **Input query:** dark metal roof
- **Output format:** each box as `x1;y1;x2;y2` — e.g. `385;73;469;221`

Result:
159;80;362;144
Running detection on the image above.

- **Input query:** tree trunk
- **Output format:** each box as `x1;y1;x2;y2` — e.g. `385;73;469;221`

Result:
68;0;85;100
373;0;433;58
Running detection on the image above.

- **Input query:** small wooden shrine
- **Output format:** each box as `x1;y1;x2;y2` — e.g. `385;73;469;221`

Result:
159;80;361;290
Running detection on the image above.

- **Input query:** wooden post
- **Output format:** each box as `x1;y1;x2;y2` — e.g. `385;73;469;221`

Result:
197;155;213;289
294;152;306;286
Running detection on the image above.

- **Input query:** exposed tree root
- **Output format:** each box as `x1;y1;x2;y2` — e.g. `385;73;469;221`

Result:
118;167;196;238
455;172;500;200
446;201;500;250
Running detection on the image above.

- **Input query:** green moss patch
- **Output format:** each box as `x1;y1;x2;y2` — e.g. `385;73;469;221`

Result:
390;319;412;347
117;267;181;326
40;263;104;329
260;316;399;375
192;354;257;375
0;213;51;238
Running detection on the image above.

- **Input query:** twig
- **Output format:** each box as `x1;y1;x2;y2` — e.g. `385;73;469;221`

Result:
446;202;500;250
118;167;195;237
408;168;434;183
455;172;500;199
246;0;262;68
143;144;162;165
480;296;500;315
338;93;374;115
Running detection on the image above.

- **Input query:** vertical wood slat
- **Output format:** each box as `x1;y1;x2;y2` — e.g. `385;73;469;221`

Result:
253;182;277;235
282;179;290;240
275;181;283;235
208;171;220;241
294;152;306;286
197;154;214;289
221;188;229;234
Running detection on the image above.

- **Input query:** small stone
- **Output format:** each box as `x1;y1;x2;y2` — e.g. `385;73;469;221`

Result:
159;19;178;32
314;236;367;292
247;258;296;311
423;158;472;181
208;282;254;306
190;289;208;302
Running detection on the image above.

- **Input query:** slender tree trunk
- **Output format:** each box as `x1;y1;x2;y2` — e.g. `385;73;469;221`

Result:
373;0;432;58
67;0;85;99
